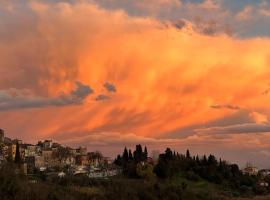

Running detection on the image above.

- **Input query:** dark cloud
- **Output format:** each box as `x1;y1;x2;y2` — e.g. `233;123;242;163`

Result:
206;110;253;126
103;82;117;93
72;81;94;99
172;19;186;30
95;94;110;101
91;0;236;37
90;0;270;38
164;110;253;139
210;104;240;110
196;123;270;135
0;82;93;111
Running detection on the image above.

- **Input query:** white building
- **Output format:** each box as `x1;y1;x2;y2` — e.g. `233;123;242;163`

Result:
242;163;259;176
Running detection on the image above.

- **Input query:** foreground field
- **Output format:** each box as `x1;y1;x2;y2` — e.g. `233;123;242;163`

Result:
1;159;270;200
233;196;270;200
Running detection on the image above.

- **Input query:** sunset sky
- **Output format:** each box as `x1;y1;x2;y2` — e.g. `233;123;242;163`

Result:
1;0;270;168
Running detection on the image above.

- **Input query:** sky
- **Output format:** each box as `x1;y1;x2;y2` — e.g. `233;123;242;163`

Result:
1;0;270;168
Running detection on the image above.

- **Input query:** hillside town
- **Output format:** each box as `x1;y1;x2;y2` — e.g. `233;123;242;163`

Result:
2;128;270;188
0;129;121;179
2;128;270;199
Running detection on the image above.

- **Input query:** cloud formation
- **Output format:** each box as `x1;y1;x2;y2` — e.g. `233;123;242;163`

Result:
0;82;93;111
1;0;270;167
196;123;270;135
56;129;270;168
95;94;111;101
103;82;117;93
92;0;270;37
210;104;241;110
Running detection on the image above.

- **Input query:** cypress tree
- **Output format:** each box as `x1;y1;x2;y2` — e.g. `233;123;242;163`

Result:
165;148;173;159
123;147;129;162
114;154;122;166
208;154;217;166
144;146;148;160
14;142;21;164
196;155;200;164
186;149;191;159
128;149;133;160
202;155;208;165
134;144;143;162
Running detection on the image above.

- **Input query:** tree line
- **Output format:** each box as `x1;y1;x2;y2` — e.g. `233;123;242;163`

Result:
115;145;262;194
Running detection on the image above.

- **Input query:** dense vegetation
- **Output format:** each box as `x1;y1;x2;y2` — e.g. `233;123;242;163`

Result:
0;145;269;200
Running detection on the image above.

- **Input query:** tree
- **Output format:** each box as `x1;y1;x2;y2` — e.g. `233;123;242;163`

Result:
144;146;148;160
202;155;208;165
136;163;155;180
186;149;191;159
208;154;218;166
114;155;122;166
134;144;143;162
154;153;171;178
231;164;240;177
14;142;21;164
195;155;200;164
123;147;129;162
165;148;173;159
128;149;133;160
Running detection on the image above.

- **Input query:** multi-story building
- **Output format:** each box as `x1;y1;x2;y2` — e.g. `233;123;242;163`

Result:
0;129;4;143
88;152;102;167
2;144;10;160
25;156;35;173
9;142;25;161
37;140;53;150
75;155;88;166
42;150;53;166
259;169;270;177
10;143;16;160
68;148;77;155
42;140;53;149
76;146;87;155
62;156;75;166
4;137;12;145
242;163;259;176
0;154;4;164
35;155;45;168
25;145;38;157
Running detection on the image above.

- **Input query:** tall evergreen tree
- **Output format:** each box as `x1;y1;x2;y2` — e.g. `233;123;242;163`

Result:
14;142;21;164
128;149;133;160
202;155;208;165
208;154;217;166
114;154;122;166
196;155;200;164
123;147;129;162
186;149;191;159
134;144;143;162
165;148;173;159
219;158;222;167
144;146;148;160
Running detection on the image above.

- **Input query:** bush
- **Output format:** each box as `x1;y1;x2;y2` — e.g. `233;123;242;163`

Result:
253;185;267;195
186;171;200;182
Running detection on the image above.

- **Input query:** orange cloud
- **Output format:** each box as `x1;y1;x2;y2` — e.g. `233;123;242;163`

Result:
1;1;270;166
